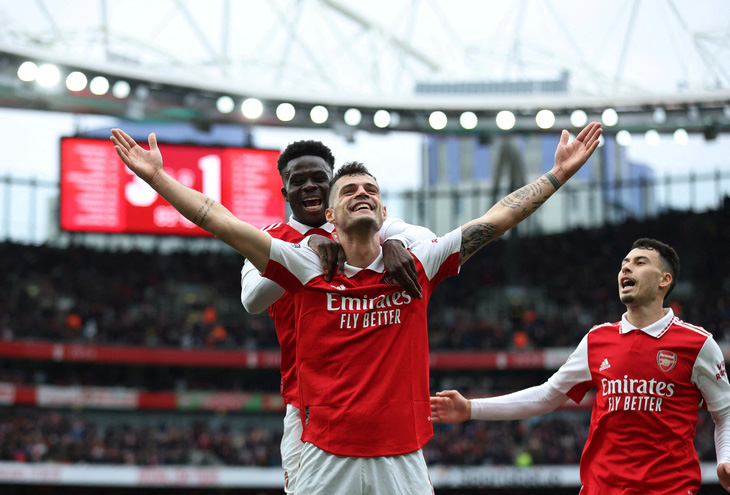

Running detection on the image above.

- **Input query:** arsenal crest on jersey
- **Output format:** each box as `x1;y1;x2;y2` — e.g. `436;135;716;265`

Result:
657;350;677;372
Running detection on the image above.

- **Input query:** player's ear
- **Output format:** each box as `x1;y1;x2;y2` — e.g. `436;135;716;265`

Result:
382;205;387;221
325;207;334;224
659;271;672;291
281;186;289;203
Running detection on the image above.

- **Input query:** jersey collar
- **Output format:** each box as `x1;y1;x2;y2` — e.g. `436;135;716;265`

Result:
288;215;335;236
342;250;385;278
619;308;675;338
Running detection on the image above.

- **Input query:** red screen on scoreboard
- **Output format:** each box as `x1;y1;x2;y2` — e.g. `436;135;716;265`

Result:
60;137;284;236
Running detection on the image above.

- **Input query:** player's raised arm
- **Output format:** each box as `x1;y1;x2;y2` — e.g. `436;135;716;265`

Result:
458;122;602;265
110;128;271;271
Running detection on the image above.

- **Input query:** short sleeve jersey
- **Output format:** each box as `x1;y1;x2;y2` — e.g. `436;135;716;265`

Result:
548;309;730;494
263;227;461;457
247;220;335;407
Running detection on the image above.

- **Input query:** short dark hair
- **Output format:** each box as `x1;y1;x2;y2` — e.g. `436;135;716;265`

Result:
277;140;335;176
327;161;377;205
631;238;680;298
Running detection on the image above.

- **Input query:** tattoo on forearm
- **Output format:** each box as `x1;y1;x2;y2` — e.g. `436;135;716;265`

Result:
460;222;498;260
193;197;215;226
501;177;551;216
545;172;562;190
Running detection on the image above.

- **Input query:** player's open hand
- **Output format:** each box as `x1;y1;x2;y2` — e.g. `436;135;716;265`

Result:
552;122;602;184
430;390;470;424
110;129;163;184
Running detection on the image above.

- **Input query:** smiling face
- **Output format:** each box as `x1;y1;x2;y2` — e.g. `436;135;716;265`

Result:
618;247;672;307
325;173;386;234
280;155;332;227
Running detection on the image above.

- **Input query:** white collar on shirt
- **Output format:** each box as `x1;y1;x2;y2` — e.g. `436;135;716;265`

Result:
619;308;676;338
342;251;385;278
288;215;335;236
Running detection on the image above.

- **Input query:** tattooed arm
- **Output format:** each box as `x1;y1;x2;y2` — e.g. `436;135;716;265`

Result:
110;129;271;271
459;122;602;265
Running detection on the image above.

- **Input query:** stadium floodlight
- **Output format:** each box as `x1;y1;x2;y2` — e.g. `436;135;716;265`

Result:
652;107;667;124
496;110;515;130
310;105;329;124
673;128;689;146
570;109;587;127
429;111;447;130
241;98;263;119
37;64;61;87
17;61;39;82
89;76;110;95
276;103;296;122
344;108;362;126
216;96;235;114
645;129;661;146
616;130;632;147
459;111;478;130
535;109;555;129
112;80;131;99
601;108;618;126
65;71;88;92
373;110;391;128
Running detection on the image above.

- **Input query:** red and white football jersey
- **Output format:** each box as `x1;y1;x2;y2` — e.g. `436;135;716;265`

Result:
244;219;335;407
264;228;461;457
548;309;730;494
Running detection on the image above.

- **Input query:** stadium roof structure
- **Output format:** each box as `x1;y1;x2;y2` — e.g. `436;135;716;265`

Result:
0;0;729;135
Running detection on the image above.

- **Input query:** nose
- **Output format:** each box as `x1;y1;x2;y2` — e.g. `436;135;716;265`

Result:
302;179;318;190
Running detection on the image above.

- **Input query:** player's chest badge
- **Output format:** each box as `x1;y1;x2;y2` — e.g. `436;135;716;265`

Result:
657;350;677;372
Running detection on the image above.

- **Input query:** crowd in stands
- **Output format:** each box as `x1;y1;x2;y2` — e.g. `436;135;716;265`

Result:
0;406;717;467
2;204;728;354
1;202;728;468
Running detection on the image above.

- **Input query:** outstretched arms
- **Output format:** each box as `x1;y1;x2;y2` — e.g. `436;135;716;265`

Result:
110;129;271;271
458;122;602;265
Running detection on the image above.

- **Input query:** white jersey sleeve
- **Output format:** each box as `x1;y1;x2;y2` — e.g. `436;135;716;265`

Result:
546;333;593;400
379;217;437;247
240;259;286;314
470;383;569;420
408;227;462;280
692;337;730;412
265;236;323;292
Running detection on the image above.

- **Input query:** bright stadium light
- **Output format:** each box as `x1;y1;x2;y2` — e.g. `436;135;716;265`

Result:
65;71;87;92
216;96;235;114
429;111;447;130
310;105;329;124
344;108;362;126
570;109;587;127
673;128;689;145
276;103;296;122
616;130;632;146
241;98;263;119
535;109;555;129
17;61;39;82
459;111;478;130
373;110;391;128
496;110;515;130
645;129;661;146
37;64;61;87
602;108;619;126
89;76;110;95
112;80;131;98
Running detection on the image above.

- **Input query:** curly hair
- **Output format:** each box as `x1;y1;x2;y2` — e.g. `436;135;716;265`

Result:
277;140;335;176
631;238;680;298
